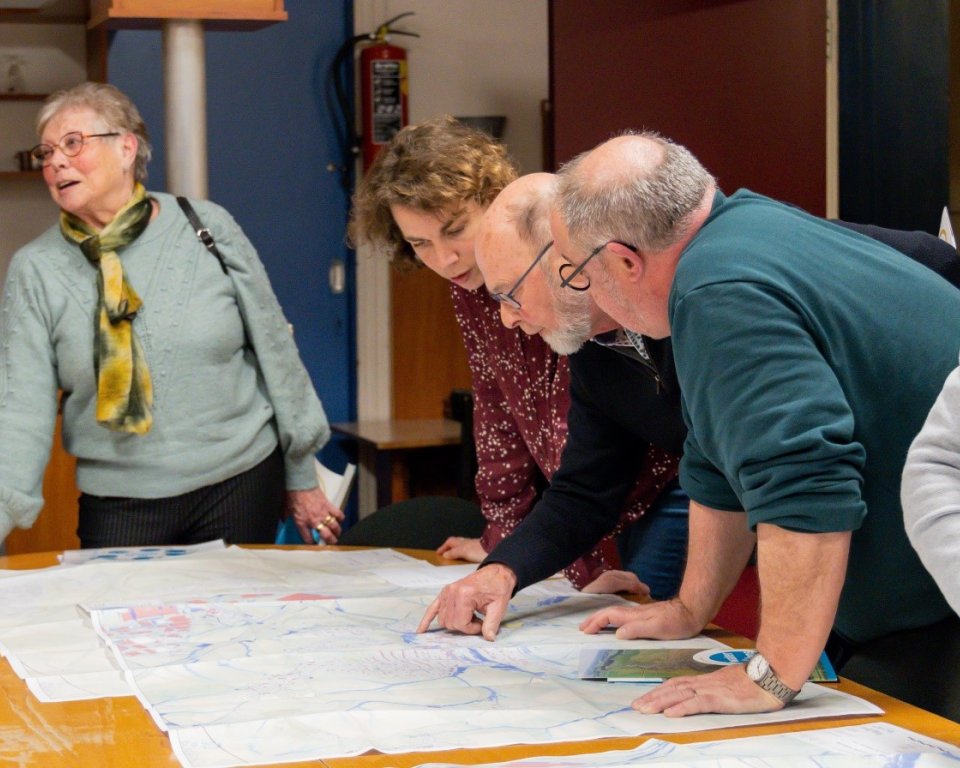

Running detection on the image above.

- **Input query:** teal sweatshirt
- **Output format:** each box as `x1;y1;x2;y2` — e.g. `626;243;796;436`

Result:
672;189;960;643
0;192;329;541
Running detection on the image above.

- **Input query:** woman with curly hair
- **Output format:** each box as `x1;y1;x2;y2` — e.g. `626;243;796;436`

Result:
348;116;681;594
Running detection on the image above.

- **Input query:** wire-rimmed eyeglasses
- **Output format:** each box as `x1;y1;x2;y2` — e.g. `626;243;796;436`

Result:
489;239;553;310
30;131;121;167
558;239;637;291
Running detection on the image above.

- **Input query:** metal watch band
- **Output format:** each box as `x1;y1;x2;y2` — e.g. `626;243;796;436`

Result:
747;653;800;704
757;669;799;703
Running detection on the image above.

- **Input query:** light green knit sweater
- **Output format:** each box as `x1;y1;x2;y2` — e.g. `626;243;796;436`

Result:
0;192;329;541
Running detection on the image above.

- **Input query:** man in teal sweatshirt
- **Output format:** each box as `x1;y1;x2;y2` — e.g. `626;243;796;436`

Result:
549;131;960;716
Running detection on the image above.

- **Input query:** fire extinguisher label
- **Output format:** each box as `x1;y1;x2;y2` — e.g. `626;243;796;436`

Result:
371;59;404;143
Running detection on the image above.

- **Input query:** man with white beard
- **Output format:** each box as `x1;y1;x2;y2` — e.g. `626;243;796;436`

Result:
418;172;690;637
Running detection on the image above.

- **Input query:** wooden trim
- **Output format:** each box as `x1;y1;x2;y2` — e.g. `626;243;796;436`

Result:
85;25;109;82
88;0;287;29
825;0;839;219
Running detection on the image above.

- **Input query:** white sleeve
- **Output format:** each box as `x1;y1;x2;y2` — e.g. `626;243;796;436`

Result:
902;363;960;614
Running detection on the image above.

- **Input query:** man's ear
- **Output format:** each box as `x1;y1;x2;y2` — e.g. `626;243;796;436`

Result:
607;241;644;283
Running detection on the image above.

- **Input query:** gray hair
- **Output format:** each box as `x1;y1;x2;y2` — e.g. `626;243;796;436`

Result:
37;82;152;184
556;130;714;255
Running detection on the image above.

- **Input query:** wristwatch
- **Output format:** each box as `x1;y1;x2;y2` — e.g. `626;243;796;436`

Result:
745;652;800;704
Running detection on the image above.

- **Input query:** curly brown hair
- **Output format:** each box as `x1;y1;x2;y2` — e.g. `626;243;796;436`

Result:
347;115;519;268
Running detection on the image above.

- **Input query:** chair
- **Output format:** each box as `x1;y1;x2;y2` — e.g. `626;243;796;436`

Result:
447;388;478;500
337;496;485;550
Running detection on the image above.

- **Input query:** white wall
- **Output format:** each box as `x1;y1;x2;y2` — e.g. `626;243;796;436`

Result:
387;0;546;172
356;0;548;173
352;0;549;426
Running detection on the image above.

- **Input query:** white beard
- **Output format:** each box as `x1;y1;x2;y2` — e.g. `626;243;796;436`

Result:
543;288;594;356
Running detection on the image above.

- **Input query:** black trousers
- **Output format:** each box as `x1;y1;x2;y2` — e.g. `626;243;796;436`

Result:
827;612;960;723
77;448;285;548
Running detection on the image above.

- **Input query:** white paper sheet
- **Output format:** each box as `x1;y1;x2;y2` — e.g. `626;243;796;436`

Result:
91;582;878;767
411;722;960;768
58;539;226;565
0;546;427;700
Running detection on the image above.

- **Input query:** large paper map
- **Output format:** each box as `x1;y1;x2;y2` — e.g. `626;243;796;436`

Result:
0;546;881;767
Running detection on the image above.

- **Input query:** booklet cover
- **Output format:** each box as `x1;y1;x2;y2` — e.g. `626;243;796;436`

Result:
579;647;837;683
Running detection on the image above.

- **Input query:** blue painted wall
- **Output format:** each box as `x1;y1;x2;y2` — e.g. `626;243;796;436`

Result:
107;2;357;487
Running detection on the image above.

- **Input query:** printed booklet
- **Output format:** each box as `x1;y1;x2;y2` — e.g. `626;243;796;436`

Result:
579;646;837;683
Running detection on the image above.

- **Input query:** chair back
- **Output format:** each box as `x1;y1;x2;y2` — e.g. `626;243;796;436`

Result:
338;496;485;550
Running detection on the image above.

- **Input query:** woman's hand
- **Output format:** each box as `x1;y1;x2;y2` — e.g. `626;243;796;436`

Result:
285;488;344;544
436;536;486;562
581;569;650;597
579;596;703;640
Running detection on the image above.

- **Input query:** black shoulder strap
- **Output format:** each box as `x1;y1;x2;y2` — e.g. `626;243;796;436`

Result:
176;196;228;275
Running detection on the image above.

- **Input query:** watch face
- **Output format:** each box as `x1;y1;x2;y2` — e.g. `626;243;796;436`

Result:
747;652;770;680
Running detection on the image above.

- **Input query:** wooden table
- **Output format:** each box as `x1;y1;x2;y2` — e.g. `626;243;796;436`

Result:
1;547;959;768
332;419;463;516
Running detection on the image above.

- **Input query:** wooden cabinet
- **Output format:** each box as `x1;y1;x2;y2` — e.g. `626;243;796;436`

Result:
4;414;79;556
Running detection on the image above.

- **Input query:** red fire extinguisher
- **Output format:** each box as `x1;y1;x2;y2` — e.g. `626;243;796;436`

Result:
360;13;416;171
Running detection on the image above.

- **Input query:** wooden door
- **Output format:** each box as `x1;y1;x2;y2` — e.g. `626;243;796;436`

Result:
391;269;472;419
389;269;471;500
550;0;827;215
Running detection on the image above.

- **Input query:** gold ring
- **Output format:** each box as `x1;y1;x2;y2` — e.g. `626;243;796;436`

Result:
316;522;327;531
323;514;335;526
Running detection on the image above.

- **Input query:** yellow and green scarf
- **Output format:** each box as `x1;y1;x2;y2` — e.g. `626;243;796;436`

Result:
60;183;154;434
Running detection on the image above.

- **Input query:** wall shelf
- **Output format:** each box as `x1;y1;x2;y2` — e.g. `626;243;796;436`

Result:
0;1;87;24
0;93;48;101
88;0;287;30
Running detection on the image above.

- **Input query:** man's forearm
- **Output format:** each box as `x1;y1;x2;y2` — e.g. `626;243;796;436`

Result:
754;524;850;690
677;501;757;625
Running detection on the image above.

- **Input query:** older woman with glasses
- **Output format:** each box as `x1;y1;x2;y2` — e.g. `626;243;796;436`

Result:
348;115;678;593
0;82;343;548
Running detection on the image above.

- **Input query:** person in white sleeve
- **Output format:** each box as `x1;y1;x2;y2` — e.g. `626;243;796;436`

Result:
902;361;960;614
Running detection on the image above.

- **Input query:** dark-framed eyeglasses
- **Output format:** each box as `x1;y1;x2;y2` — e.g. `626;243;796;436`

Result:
30;131;121;167
489;239;553;310
558;239;637;291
